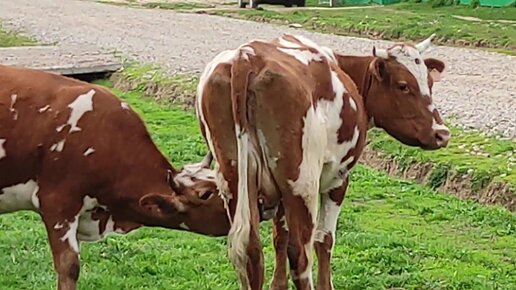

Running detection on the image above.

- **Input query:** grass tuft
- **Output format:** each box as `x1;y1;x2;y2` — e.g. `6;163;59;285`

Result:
0;23;37;47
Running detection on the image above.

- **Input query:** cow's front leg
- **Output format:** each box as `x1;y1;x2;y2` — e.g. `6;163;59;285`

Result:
41;196;82;290
314;178;348;290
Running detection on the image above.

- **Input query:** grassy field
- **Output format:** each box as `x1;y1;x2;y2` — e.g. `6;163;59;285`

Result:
208;3;516;51
368;125;516;190
0;23;36;47
0;80;514;289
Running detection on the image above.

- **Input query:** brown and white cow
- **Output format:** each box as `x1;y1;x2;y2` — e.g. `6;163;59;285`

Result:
194;33;449;290
0;64;229;290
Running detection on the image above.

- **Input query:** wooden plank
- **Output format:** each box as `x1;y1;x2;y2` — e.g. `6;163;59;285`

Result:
0;45;122;76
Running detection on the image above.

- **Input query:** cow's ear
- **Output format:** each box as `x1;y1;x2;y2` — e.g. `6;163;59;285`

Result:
425;58;445;82
139;193;187;218
424;58;445;72
369;57;387;82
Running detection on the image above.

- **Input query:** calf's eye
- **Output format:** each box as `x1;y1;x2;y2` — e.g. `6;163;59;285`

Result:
398;82;410;93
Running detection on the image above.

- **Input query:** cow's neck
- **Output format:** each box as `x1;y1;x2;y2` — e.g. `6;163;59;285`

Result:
335;54;375;124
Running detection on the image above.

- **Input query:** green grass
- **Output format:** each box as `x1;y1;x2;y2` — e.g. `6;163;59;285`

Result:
121;63;199;97
0;79;514;289
143;1;216;10
369;125;516;191
209;3;516;50
0;23;37;47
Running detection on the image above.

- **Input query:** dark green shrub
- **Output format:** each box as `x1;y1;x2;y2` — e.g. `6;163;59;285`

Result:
470;0;480;8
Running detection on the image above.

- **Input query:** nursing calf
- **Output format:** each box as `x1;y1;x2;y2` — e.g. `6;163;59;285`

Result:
196;34;449;290
0;64;228;290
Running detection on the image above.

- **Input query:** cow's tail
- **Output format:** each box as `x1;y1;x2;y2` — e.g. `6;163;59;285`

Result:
227;48;258;285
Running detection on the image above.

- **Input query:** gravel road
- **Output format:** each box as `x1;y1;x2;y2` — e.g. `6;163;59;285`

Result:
1;0;515;138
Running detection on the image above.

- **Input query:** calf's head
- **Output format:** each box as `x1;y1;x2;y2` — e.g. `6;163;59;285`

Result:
138;154;230;236
365;34;450;150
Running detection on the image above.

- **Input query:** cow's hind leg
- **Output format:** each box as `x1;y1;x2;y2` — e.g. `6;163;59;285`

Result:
228;196;264;290
270;203;289;290
282;189;317;290
227;157;264;290
40;191;82;290
314;178;348;290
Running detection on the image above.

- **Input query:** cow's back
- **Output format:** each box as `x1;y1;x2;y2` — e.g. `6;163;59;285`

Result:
0;65;168;214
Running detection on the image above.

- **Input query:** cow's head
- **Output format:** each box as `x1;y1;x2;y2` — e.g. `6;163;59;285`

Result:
138;154;230;236
365;34;450;150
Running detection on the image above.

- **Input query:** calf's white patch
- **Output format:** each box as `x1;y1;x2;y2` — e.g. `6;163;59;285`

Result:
50;139;66;152
83;147;95;156
38;105;51;113
10;94;18;120
0;179;40;213
0;139;6;160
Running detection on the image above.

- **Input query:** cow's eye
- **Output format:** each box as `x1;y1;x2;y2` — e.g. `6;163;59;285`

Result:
398;82;410;93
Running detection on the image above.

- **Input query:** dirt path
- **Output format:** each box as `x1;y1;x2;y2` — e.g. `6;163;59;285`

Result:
0;0;514;138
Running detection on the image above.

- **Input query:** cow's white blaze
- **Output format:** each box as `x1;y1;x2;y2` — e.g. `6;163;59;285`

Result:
58;89;95;133
277;47;322;66
10;94;18;120
0;139;6;160
83;147;95;156
387;45;430;97
0;179;40;213
50;139;66;152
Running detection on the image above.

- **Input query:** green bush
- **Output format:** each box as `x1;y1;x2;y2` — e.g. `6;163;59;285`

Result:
430;0;456;7
470;0;480;8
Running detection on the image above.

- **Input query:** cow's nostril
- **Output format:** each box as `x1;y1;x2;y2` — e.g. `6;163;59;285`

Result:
435;130;450;147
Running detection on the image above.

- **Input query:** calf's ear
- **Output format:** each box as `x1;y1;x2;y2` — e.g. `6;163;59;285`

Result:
139;193;187;218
